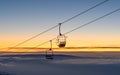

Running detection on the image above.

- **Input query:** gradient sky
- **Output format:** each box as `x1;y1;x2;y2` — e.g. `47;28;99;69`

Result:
0;0;120;51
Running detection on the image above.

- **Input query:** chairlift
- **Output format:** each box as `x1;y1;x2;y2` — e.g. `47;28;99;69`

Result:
57;23;66;48
45;40;54;59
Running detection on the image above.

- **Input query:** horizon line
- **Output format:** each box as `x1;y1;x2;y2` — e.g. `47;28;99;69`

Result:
8;46;120;49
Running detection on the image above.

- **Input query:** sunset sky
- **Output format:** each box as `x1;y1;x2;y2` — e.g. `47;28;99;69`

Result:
0;0;120;52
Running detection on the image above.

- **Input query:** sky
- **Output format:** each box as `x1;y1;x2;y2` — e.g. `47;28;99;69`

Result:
0;0;120;52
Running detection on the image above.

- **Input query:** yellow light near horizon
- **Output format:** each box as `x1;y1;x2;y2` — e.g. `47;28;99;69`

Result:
1;48;120;53
1;40;120;48
1;34;120;52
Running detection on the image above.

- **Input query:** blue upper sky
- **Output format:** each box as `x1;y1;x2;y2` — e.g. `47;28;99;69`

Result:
0;0;120;47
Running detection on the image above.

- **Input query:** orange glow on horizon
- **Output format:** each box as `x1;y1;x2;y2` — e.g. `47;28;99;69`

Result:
1;47;120;53
1;34;120;52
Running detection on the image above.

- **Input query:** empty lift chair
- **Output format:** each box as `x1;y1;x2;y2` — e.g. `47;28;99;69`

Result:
57;23;66;48
45;40;54;59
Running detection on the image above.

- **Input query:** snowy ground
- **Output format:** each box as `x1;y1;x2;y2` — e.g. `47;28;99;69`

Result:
0;52;120;75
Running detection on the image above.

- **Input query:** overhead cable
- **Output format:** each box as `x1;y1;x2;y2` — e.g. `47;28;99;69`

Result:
35;8;120;47
9;0;109;49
